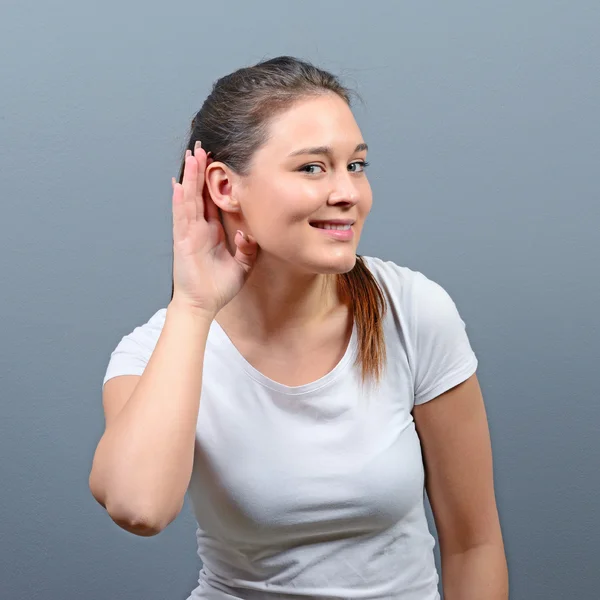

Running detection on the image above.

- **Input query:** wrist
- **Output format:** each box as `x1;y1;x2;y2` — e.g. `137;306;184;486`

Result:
167;299;216;325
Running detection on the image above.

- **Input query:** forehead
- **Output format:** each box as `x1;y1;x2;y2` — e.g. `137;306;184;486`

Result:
263;94;362;153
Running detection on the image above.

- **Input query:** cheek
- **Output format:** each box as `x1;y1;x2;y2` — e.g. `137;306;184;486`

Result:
263;179;324;221
243;196;304;239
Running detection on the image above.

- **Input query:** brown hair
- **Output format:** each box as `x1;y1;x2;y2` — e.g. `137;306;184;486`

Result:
170;56;387;386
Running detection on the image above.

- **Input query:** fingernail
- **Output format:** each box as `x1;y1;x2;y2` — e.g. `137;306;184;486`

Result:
236;230;247;242
186;149;191;158
194;141;202;154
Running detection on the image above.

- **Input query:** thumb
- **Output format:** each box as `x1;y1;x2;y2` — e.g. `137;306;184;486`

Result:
233;230;259;273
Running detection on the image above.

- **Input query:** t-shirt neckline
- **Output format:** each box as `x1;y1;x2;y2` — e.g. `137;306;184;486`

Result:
210;318;358;396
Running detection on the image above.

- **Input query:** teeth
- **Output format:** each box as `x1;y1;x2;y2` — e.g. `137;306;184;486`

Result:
314;223;351;230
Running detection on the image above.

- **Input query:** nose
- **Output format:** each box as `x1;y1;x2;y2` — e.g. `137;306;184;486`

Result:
327;172;360;207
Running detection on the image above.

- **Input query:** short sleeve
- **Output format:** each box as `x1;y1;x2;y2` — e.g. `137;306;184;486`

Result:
410;272;478;406
102;308;167;388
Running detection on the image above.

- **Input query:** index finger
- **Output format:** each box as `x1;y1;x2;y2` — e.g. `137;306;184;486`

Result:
192;141;208;217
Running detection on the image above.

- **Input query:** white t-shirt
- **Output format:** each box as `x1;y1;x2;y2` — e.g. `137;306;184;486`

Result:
102;256;478;600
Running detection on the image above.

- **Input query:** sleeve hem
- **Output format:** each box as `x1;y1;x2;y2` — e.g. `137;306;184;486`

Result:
413;355;478;406
102;367;146;389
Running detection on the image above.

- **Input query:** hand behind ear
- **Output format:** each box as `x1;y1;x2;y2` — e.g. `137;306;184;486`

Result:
171;147;259;317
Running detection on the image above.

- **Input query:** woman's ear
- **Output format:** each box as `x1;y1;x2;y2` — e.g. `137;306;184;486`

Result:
204;162;242;214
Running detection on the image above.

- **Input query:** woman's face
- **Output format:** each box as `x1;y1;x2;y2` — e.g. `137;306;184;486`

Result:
217;93;372;275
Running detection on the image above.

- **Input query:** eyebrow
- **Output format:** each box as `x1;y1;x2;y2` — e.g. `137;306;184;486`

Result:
287;142;369;158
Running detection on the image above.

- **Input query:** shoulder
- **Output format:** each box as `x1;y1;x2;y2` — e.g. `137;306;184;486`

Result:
359;254;416;299
361;257;478;405
360;254;469;342
360;254;439;305
361;255;456;303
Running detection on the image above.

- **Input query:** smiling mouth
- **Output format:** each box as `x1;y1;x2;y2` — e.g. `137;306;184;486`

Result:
310;223;352;230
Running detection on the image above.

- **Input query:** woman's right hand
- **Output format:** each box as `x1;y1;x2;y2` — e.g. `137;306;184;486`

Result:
170;141;259;319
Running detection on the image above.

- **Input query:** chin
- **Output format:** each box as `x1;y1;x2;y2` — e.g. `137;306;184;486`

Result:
310;252;358;275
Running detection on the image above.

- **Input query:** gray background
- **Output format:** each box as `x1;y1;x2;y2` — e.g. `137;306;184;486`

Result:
1;1;598;598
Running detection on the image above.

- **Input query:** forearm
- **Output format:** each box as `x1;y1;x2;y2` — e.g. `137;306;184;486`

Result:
91;302;213;529
441;542;508;600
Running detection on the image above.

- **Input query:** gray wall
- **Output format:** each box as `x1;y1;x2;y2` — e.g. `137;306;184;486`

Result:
1;1;598;598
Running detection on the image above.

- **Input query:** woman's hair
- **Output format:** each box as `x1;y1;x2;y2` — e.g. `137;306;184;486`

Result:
170;56;387;387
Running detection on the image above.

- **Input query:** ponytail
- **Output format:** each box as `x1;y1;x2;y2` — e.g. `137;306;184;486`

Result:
337;256;387;388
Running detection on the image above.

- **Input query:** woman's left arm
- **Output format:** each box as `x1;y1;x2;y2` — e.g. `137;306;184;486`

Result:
412;373;509;599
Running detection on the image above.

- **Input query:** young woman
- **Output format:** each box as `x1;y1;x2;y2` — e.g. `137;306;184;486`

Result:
90;56;508;599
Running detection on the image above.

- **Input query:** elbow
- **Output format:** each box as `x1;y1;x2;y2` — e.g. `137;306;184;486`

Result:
108;496;179;536
105;500;175;537
89;474;177;537
110;512;165;537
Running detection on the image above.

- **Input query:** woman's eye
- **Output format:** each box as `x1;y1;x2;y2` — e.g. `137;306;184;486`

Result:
348;161;370;173
300;164;324;174
299;161;370;175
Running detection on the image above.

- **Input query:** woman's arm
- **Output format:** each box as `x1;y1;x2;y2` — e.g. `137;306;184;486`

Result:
89;303;214;535
412;373;509;599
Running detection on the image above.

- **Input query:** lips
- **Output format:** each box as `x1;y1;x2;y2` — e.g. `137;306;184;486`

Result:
310;223;355;240
309;219;355;227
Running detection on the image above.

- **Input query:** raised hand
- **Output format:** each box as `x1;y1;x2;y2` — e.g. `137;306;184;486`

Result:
170;141;258;318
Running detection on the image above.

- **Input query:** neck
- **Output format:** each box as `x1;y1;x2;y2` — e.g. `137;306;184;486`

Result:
216;255;344;342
